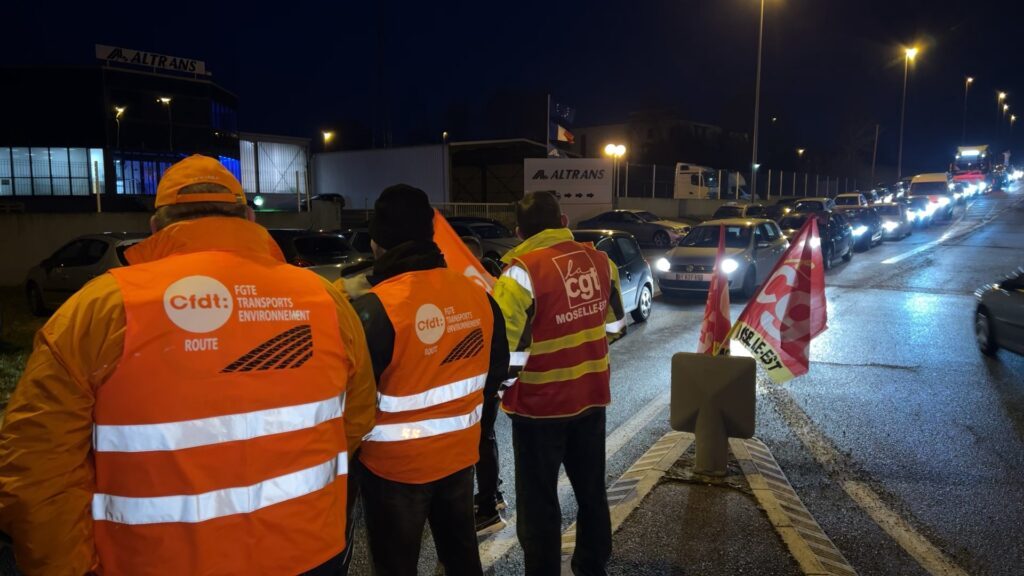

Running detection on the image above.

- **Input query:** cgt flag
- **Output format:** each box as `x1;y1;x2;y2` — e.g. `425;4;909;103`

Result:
697;225;731;356
432;209;496;292
730;217;827;383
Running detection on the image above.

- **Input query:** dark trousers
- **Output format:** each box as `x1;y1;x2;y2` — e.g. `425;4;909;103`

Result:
512;408;611;576
362;465;482;576
476;393;501;511
335;453;363;576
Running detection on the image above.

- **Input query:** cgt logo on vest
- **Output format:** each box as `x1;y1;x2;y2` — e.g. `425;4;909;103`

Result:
552;251;603;309
163;275;234;333
415;303;446;345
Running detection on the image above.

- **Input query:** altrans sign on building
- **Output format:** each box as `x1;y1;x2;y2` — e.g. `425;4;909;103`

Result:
524;158;614;224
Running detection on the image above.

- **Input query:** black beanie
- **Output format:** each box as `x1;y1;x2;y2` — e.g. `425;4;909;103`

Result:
369;184;435;249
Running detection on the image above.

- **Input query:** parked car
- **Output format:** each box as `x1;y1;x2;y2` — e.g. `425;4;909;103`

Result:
576;210;691;249
268;229;369;281
448;216;522;259
836;206;883;250
573;230;654;323
339;227;373;256
834;193;869;208
873;203;913;240
654;218;789;298
792;197;837;213
710;203;767;220
25;232;147;315
976;268;1024;356
777;211;853;270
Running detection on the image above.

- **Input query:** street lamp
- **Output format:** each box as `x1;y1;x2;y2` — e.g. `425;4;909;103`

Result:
157;97;173;151
114;106;126;149
897;46;919;180
796;148;805;159
322;130;335;150
604;143;627;197
750;0;767;200
997;91;1007;131
962;76;973;143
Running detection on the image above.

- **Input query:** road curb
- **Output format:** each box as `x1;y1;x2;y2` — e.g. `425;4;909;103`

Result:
559;430;694;561
731;437;858;576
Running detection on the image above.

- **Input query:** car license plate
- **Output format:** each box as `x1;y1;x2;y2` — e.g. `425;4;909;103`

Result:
675;273;710;281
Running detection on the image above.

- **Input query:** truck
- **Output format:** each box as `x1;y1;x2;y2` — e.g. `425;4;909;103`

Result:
951;145;991;192
672;163;748;199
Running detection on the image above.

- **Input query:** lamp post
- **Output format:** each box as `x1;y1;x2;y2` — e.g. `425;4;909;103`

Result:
322;130;335;151
997;92;1007;135
157;97;173;151
750;0;767;200
962;76;973;143
897;46;918;180
604;143;626;197
114;106;126;149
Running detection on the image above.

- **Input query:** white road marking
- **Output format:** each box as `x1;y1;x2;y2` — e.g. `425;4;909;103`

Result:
763;383;969;576
478;391;670;570
880;229;959;265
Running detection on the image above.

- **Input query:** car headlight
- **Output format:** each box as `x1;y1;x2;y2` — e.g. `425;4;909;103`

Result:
852;225;868;236
883;221;899;231
656;258;671;272
953;192;962;200
938;197;951;206
720;258;739;274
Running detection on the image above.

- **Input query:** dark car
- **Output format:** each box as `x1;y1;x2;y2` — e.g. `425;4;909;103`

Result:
24;232;148;315
573;230;653;323
447;216;521;260
976;268;1024;356
836;206;883;250
577;210;691;249
778;211;854;270
339;227;372;256
268;229;368;281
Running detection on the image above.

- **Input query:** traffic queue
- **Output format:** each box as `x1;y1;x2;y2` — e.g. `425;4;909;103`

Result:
0;155;628;576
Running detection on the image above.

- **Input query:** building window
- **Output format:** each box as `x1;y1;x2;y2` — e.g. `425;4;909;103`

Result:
211;101;237;132
0;147;102;197
0;148;12;196
219;156;241;181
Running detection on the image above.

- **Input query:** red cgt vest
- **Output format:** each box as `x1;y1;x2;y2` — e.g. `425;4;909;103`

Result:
501;241;613;419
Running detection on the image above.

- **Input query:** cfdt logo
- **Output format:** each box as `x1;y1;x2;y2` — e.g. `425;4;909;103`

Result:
415;303;446;345
552;251;602;309
163;275;233;333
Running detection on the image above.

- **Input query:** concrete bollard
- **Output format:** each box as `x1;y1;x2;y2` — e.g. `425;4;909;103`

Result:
669;352;756;476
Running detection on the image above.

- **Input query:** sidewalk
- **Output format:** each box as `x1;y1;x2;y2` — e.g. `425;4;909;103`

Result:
561;432;856;576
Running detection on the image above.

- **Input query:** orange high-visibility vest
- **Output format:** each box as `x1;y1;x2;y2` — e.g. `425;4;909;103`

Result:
96;251;350;575
360;268;494;484
501;241;613;418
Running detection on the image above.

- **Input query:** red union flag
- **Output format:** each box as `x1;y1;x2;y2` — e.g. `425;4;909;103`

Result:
697;225;731;355
730;217;827;383
432;209;496;292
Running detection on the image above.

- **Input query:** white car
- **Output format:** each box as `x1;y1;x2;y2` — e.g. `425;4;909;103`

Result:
834;193;868;207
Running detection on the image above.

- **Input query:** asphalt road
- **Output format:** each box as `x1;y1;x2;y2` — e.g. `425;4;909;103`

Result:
342;187;1024;575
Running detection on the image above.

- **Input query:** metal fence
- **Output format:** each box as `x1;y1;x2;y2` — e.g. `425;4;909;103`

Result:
341;202;517;230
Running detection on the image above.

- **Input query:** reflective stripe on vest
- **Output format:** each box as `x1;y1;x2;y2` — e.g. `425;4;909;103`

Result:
93;451;348;525
94;395;344;453
377;373;486;413
364;403;483;442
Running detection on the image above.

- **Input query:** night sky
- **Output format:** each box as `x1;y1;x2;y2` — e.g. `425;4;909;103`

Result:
5;0;1023;175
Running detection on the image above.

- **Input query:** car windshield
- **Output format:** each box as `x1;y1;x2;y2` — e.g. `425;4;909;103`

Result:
910;181;949;194
713;206;743;218
679;225;751;248
778;215;811;230
875;205;900;216
468;223;513;239
635;211;662;223
835;196;861;205
293;235;353;259
793;201;823;212
842;208;872;218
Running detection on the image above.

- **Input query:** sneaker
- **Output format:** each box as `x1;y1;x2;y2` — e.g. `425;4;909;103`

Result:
495;491;507;511
475;509;507;536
